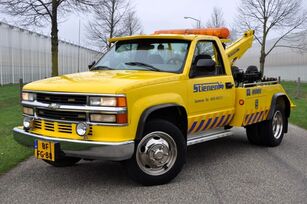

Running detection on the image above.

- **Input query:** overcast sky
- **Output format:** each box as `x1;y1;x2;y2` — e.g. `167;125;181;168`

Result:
1;0;307;48
55;0;241;46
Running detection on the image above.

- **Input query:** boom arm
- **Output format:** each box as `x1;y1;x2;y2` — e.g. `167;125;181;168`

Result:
225;30;254;65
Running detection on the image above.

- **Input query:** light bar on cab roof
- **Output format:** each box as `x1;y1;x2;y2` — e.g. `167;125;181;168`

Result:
154;27;230;39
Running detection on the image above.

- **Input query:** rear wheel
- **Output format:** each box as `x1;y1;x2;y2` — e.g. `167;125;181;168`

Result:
246;105;286;147
124;119;186;186
246;123;263;145
260;107;285;147
43;156;81;167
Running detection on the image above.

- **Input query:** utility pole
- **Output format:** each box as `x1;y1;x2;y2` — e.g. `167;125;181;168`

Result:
77;19;81;72
184;16;201;28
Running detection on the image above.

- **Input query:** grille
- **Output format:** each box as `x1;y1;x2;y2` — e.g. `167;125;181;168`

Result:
36;93;87;105
34;120;92;135
36;108;87;122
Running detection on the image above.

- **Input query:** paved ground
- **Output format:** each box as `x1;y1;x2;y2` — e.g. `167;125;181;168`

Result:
1;124;307;204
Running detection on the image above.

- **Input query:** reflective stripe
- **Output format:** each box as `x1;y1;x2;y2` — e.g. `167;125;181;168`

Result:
195;120;205;133
222;114;231;126
247;113;255;125
252;112;260;124
256;111;264;122
244;114;250;125
202;118;212;131
216;115;225;128
188;121;197;133
209;117;219;129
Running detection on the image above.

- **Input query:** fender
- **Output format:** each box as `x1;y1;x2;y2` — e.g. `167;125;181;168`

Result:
268;93;291;119
135;103;186;140
268;93;291;133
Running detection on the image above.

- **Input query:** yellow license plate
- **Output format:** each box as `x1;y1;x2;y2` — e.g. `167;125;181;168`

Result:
34;140;56;161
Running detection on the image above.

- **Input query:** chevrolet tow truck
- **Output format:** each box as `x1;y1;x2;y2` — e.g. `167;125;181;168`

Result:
13;28;294;186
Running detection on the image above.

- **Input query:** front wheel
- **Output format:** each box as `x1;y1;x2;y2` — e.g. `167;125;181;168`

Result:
124;119;186;186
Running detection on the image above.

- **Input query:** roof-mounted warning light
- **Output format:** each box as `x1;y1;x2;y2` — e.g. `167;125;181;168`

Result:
154;27;230;39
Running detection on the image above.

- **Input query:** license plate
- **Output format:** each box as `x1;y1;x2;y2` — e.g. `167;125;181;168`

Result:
34;140;57;161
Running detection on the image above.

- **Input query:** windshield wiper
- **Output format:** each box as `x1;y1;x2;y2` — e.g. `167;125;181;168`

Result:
125;62;161;72
91;66;114;71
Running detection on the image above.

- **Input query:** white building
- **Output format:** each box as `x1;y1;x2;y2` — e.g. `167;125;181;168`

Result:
0;21;102;85
236;34;307;82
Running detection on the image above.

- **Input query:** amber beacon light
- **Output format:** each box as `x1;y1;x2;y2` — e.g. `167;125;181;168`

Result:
154;27;230;39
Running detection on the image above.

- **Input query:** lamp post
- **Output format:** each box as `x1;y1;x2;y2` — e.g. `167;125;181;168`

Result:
184;16;201;28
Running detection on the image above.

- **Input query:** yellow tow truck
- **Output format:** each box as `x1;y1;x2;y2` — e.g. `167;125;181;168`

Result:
13;28;294;185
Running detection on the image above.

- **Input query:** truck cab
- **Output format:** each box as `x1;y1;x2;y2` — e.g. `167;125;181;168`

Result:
13;28;294;185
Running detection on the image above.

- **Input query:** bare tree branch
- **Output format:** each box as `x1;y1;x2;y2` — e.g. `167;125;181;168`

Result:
206;7;226;28
86;0;142;49
236;0;307;74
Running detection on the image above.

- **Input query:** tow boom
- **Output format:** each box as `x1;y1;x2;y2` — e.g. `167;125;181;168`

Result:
225;30;254;65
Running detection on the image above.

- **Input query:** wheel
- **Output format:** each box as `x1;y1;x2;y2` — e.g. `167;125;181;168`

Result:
246;123;263;145
260;106;285;147
43;156;81;167
124;119;186;186
246;105;286;147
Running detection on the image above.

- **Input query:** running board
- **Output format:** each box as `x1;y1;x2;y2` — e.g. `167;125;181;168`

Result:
187;130;233;146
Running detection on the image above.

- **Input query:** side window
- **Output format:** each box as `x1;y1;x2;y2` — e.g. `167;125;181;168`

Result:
191;41;225;77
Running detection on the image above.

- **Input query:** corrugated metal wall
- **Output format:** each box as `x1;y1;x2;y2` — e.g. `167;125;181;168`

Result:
0;22;102;85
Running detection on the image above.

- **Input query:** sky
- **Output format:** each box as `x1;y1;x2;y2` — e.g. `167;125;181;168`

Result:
1;0;307;49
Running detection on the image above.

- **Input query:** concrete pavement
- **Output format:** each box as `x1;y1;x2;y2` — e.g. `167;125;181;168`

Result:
0;124;306;203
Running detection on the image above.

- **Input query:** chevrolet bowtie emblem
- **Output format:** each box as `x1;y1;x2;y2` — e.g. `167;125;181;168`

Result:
48;103;60;110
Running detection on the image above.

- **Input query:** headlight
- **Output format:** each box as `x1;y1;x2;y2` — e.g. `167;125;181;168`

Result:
89;96;126;107
23;107;34;115
22;92;35;101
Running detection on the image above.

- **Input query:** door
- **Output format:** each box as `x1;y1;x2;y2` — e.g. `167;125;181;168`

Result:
187;40;235;134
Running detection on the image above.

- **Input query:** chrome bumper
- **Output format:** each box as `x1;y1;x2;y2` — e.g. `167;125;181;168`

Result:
13;127;135;161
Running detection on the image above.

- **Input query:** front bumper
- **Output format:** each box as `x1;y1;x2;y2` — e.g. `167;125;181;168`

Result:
13;127;135;161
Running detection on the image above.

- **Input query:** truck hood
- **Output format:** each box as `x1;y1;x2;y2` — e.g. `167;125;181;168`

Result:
23;70;180;94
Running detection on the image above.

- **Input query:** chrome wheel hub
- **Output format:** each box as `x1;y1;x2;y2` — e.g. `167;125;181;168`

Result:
272;110;283;139
136;131;177;176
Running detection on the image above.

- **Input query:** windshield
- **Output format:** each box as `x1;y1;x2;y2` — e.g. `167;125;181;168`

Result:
93;39;190;73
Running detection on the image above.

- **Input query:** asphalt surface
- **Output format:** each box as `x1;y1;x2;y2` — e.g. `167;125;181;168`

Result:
0;124;307;204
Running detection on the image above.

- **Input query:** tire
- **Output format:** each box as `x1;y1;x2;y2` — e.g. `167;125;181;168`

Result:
43;156;81;167
124;119;186;186
259;106;285;147
246;105;286;147
246;123;263;145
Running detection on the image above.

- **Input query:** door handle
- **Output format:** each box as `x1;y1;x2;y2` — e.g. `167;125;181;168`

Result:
225;82;234;89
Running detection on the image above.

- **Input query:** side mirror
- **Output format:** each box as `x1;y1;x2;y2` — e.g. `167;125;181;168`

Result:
88;61;96;70
190;58;216;78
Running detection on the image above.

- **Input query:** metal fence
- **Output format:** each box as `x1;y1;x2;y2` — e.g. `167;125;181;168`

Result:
0;21;102;85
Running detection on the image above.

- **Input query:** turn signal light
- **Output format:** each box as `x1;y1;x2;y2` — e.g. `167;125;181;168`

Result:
117;97;127;107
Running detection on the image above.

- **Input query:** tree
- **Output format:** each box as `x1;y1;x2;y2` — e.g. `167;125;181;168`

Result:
122;9;142;36
87;0;129;49
206;7;226;28
0;0;95;77
237;0;307;74
87;0;142;50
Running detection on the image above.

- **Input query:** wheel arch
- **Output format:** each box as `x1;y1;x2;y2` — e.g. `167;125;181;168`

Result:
135;104;188;141
268;93;291;133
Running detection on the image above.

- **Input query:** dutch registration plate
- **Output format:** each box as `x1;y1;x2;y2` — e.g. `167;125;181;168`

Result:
34;140;56;161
